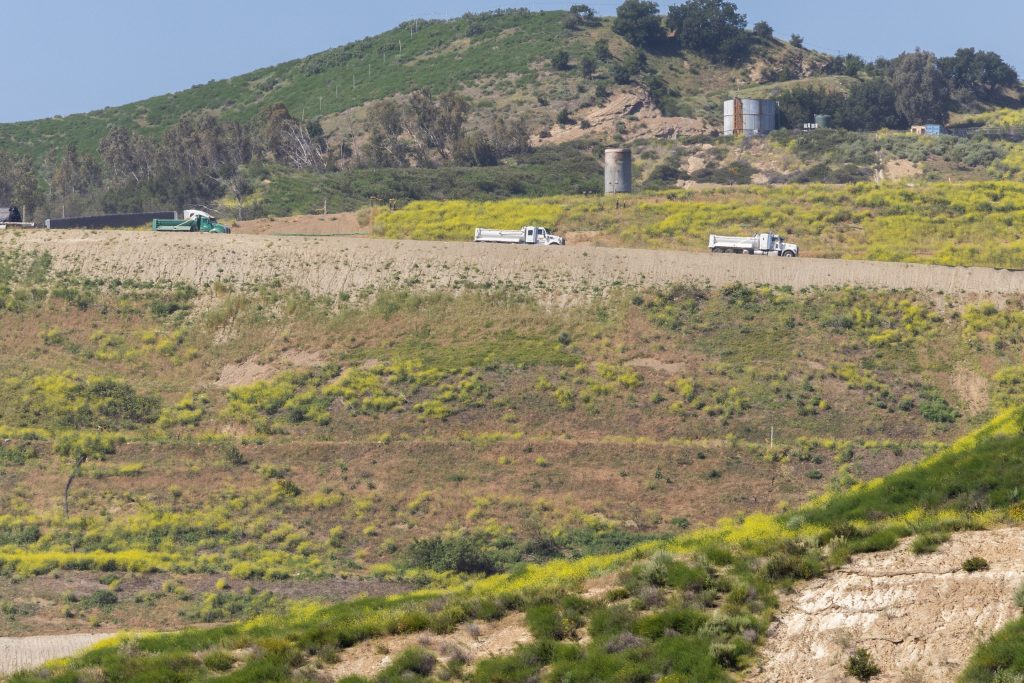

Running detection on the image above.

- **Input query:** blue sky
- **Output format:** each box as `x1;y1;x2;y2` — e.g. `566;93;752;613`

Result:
4;0;1022;123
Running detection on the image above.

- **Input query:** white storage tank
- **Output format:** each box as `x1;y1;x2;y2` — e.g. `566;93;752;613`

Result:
723;98;778;136
604;148;632;194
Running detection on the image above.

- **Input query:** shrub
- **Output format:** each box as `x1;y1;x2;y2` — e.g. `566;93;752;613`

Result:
911;531;949;555
919;391;958;423
82;589;118;607
551;50;571;71
962;556;989;572
406;534;501;575
526;604;571;640
846;648;881;681
203;650;235;672
605;632;648;653
381;647;436;677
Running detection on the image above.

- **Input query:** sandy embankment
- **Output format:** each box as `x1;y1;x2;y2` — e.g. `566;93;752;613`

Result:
1;231;1022;302
0;633;114;676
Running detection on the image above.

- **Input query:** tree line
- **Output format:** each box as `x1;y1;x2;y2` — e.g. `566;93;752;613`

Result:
0;103;329;221
780;48;1019;130
0;89;529;221
611;0;1018;128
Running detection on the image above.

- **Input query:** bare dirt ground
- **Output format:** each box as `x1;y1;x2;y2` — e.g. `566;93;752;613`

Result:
0;633;113;676
215;349;325;387
534;88;709;146
0;571;409;638
232;212;365;236
748;528;1024;683
3;231;1023;303
325;612;532;680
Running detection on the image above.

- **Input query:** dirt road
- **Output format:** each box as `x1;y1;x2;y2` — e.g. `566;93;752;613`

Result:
0;633;113;676
2;231;1022;301
748;528;1024;683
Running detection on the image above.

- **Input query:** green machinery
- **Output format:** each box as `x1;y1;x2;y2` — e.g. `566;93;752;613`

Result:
153;210;231;234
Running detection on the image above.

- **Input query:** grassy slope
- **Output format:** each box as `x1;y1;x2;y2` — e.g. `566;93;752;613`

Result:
13;402;1024;681
375;179;1024;268
2;240;1024;644
0;11;833;163
2;239;1024;621
0;11;578;160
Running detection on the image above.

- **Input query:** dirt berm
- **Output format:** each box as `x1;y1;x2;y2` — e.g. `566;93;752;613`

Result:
0;633;113;676
748;528;1024;683
2;231;1023;300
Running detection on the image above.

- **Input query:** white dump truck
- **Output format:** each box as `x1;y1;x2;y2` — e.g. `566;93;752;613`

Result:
708;232;798;257
474;226;565;246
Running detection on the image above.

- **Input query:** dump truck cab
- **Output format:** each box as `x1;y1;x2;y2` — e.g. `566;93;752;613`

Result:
0;207;22;224
153;209;231;234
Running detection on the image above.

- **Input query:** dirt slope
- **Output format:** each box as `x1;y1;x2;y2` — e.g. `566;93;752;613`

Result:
3;231;1023;301
748;528;1024;683
326;613;532;680
0;634;113;676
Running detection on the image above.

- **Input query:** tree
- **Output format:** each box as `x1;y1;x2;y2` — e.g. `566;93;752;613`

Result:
569;4;596;22
260;104;327;171
408;90;470;163
826;53;867;77
613;0;664;49
777;86;845;128
594;38;613;61
892;50;952;124
940;48;1018;99
51;143;100;214
789;34;804;48
0;152;41;219
837;78;907;131
581;55;597;78
566;4;598;28
153;112;255;207
751;20;773;40
362;100;409;167
98;126;155;187
551;50;571;71
666;0;749;64
56;431;123;516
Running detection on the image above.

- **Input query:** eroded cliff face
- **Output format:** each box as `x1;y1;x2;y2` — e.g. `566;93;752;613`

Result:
749;528;1024;683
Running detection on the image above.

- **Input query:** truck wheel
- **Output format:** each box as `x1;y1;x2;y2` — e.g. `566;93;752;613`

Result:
712;247;724;253
742;249;752;255
782;251;796;257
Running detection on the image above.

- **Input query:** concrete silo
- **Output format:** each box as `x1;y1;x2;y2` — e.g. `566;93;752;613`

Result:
723;98;778;136
604;148;632;194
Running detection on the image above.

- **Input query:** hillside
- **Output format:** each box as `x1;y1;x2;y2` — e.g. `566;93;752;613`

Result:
0;10;795;160
0;234;1023;673
2;7;1021;224
9;372;1024;681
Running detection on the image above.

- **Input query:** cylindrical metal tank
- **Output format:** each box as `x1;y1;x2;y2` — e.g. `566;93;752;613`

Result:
604;148;632;194
724;98;778;136
815;114;832;129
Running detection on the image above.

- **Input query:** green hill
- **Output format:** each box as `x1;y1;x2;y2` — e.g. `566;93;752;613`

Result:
0;11;574;160
3;7;1020;224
